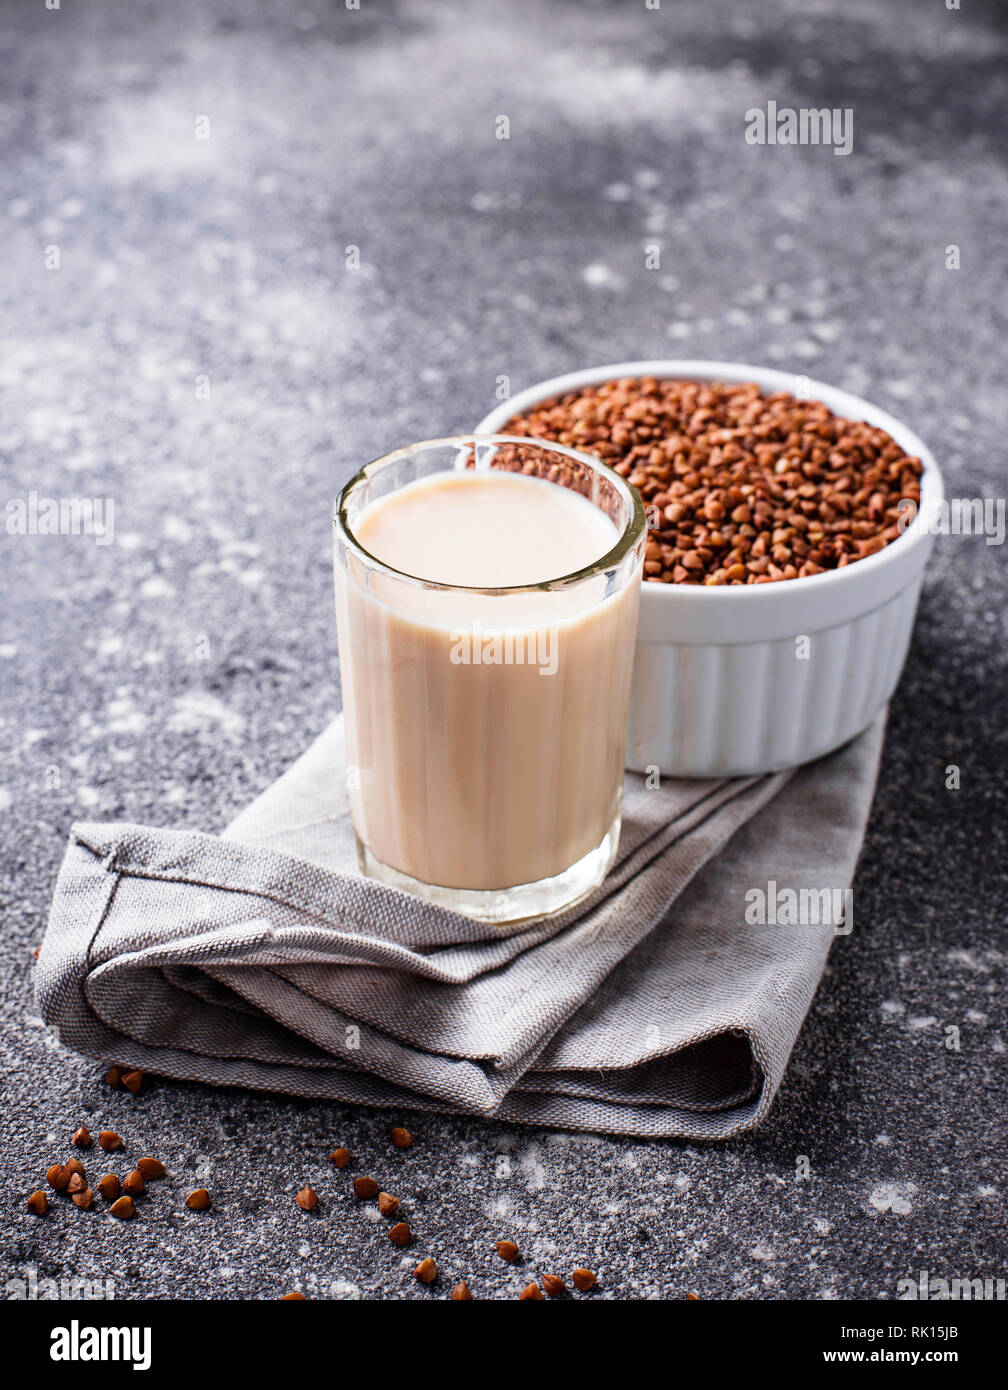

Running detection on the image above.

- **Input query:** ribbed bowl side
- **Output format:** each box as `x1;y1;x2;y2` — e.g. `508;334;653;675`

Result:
625;578;924;777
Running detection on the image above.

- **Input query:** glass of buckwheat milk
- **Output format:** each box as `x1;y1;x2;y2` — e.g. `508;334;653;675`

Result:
333;435;646;924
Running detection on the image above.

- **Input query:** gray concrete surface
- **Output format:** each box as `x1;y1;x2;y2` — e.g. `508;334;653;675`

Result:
1;0;1006;1300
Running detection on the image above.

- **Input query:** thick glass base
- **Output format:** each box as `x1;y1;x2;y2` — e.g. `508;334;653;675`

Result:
355;813;621;926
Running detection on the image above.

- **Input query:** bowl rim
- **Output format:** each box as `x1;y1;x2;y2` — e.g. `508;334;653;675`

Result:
474;359;944;605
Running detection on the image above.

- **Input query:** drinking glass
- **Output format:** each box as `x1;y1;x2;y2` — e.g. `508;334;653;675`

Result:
333;435;646;924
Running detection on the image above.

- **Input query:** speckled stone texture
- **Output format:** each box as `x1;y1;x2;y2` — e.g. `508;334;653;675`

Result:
1;0;1006;1301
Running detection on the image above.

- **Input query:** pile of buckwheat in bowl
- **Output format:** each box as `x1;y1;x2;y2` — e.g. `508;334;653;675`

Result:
504;377;924;585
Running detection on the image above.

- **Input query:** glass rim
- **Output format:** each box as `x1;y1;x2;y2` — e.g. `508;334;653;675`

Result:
333;433;647;595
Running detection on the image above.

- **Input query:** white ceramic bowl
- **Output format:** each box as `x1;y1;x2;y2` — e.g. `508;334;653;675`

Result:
476;360;942;776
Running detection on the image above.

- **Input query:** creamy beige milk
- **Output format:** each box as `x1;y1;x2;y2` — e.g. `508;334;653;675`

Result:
335;469;641;891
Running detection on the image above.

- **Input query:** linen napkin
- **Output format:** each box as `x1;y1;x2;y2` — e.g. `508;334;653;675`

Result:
36;711;885;1139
